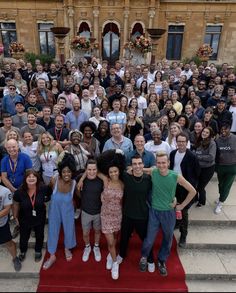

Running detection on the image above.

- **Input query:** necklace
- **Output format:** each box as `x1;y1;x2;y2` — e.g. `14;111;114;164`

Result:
132;174;144;183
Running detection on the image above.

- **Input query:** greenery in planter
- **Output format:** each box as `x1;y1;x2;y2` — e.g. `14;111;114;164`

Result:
24;52;55;67
181;55;202;66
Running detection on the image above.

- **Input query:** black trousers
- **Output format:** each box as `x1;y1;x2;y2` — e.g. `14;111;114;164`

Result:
197;165;215;205
119;215;154;263
19;222;45;253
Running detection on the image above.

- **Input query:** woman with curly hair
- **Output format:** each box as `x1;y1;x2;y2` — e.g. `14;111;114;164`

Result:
43;153;78;270
97;150;125;280
80;121;100;158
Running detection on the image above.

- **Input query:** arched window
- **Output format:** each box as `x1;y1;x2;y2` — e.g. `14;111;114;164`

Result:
78;22;91;39
131;23;144;41
102;22;120;65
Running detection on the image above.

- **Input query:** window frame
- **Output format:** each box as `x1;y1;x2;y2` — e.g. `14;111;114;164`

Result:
166;25;185;60
0;22;17;57
37;22;55;56
204;25;222;60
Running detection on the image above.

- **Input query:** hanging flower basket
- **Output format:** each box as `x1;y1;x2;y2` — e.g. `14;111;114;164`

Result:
196;44;213;60
70;36;91;51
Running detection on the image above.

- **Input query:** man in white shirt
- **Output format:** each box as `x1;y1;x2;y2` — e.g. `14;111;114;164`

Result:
229;94;236;134
134;88;147;118
81;89;93;118
136;67;153;88
144;130;171;157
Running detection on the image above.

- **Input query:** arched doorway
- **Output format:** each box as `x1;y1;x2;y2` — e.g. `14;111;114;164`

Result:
102;22;120;65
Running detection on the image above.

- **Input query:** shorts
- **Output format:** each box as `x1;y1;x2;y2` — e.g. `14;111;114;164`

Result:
0;221;12;245
81;210;101;232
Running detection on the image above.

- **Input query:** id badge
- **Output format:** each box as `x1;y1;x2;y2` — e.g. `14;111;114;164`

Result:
32;210;37;217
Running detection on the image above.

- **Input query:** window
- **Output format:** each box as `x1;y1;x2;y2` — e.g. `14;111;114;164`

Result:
204;25;222;60
166;25;184;60
131;23;144;41
0;22;17;57
78;22;91;39
38;23;55;56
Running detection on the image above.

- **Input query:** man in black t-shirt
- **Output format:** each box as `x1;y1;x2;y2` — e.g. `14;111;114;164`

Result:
78;160;103;263
117;154;155;273
48;114;69;148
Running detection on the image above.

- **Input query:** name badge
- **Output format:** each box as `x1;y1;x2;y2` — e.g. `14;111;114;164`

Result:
32;210;37;217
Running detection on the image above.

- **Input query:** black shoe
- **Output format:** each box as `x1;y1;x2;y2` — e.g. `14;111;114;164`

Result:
196;202;202;208
13;256;22;272
139;257;147;272
179;236;187;248
12;225;20;239
18;252;26;262
35;252;42;262
157;260;167;276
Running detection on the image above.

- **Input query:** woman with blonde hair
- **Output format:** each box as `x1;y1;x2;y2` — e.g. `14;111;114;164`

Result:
124;108;144;143
157;115;169;140
143;102;160;134
37;132;63;185
166;122;190;151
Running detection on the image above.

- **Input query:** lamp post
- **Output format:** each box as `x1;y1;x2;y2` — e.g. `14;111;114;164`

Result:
147;28;166;64
50;27;70;65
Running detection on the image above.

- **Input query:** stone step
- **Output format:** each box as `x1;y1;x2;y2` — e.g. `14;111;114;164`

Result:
186;280;236;292
0;248;45;279
179;248;236;281
175;225;236;249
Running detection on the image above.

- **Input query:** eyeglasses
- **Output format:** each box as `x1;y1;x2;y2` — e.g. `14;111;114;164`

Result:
199;83;205;86
9;87;16;90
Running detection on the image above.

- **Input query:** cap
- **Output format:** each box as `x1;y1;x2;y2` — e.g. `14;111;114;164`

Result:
227;65;234;69
5;77;13;82
15;101;24;106
205;67;211;70
217;97;227;103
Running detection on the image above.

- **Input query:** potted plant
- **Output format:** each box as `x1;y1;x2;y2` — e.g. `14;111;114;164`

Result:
196;43;213;61
9;42;25;59
70;36;91;51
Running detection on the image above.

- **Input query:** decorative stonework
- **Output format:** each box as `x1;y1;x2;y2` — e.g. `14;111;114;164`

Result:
93;9;100;18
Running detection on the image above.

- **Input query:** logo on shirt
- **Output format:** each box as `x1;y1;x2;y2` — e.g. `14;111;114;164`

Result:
8;194;12;201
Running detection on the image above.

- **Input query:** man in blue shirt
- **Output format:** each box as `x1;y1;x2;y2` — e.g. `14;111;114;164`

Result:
65;98;88;130
2;85;24;116
103;123;133;156
126;134;156;168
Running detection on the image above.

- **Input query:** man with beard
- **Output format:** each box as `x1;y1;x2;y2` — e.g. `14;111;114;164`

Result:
48;114;70;148
21;112;45;141
65;98;88;131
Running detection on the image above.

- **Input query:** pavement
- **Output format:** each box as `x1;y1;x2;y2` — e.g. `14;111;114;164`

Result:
0;177;236;292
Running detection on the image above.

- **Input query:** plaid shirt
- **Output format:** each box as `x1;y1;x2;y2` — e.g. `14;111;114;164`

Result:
26;88;55;110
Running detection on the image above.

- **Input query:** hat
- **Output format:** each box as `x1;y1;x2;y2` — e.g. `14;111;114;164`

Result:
5;77;13;82
15;101;24;106
205;67;211;70
227;65;234;69
217;97;227;103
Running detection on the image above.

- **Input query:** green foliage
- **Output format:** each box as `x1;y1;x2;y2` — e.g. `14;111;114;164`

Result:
24;52;55;67
181;55;202;66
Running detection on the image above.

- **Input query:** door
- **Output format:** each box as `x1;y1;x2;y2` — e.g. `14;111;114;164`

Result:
102;23;120;65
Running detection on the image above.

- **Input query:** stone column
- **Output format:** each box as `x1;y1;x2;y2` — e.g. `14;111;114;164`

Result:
123;10;130;44
148;9;156;29
93;8;100;58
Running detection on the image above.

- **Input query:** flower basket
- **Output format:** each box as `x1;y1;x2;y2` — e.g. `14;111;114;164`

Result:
11;52;25;60
196;44;213;60
70;36;91;51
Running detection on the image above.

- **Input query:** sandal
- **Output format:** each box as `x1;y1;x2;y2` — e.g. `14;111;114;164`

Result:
65;249;73;262
43;256;56;270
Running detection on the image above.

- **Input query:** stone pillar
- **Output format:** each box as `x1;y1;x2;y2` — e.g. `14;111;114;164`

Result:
93;8;100;58
123;10;130;44
148;9;156;29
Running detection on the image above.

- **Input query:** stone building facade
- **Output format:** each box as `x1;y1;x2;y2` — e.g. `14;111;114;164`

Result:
0;0;235;64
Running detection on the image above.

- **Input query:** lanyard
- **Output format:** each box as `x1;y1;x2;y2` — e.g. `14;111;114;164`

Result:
55;128;63;141
9;157;18;174
43;149;51;162
28;193;36;210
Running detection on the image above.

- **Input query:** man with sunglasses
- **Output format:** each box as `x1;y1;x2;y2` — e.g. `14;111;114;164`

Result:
2;85;23;116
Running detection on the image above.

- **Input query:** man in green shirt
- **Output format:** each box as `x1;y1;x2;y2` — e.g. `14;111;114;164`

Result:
139;152;196;276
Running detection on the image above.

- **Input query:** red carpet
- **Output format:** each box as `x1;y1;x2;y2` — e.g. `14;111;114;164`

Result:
37;222;188;292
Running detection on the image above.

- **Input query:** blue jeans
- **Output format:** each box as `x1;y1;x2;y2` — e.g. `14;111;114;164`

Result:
141;208;176;262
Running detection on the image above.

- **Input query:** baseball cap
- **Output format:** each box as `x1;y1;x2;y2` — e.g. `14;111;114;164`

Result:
217;97;227;103
15;101;24;106
227;65;234;69
5;77;13;82
205;67;211;70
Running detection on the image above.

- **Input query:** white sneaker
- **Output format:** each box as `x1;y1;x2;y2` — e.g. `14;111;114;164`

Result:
93;246;101;262
74;209;81;220
214;202;223;214
148;262;155;273
116;254;123;265
111;261;119;280
106;253;113;270
82;246;91;262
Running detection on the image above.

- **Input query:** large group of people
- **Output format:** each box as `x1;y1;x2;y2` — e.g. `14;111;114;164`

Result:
0;56;236;280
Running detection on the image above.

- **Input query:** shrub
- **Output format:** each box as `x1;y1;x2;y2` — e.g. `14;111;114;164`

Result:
24;52;55;67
